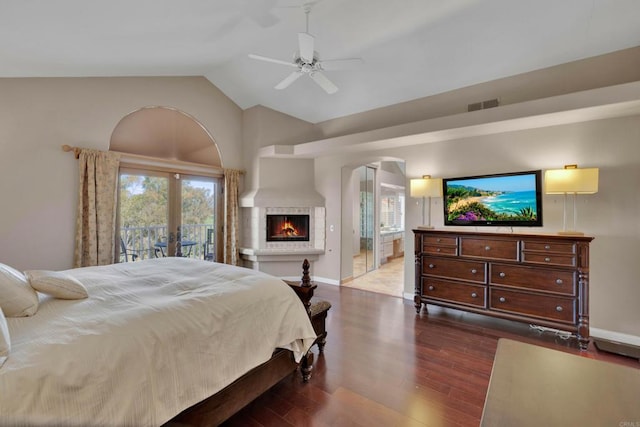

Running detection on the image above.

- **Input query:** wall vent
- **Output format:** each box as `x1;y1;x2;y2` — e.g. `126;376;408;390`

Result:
468;98;500;112
467;102;482;112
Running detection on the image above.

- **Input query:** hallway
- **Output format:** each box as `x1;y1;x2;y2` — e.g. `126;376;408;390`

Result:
342;255;405;298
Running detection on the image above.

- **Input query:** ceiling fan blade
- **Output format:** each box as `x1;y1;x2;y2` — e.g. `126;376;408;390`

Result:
275;71;304;90
298;32;315;63
309;71;338;94
248;54;297;68
318;58;363;71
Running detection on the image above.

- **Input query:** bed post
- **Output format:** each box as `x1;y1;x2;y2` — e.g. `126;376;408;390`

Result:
285;259;317;317
283;259;319;382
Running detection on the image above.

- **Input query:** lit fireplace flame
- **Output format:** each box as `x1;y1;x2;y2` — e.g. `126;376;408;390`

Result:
281;221;299;236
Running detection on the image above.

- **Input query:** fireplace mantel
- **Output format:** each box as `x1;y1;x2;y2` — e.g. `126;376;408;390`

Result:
239;187;324;208
239;248;323;260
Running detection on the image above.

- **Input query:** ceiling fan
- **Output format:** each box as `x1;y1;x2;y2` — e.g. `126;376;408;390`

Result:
248;2;362;94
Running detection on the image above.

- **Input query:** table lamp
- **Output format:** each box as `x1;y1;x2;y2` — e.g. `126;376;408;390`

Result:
544;165;598;235
410;175;442;229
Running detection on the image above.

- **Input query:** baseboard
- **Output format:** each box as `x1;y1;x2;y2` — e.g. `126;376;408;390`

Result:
403;292;414;301
312;276;340;286
280;276;340;286
590;328;640;347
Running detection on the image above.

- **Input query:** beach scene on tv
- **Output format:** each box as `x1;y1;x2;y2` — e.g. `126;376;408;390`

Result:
445;174;539;223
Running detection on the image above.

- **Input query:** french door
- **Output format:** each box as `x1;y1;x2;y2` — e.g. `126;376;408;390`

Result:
118;168;222;261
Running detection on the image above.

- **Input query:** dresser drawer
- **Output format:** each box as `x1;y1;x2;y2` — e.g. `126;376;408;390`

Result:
422;235;457;246
422;235;458;256
422;278;486;308
490;263;575;296
489;288;575;324
521;241;576;254
521;252;576;267
423;245;457;256
460;238;518;261
422;256;486;283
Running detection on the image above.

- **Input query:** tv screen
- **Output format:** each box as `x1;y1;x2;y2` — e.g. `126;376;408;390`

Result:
443;170;542;227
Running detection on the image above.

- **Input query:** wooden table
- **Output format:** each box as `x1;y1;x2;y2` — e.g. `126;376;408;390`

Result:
481;339;640;426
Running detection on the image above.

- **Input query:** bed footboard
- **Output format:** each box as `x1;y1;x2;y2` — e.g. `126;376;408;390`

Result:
164;259;321;426
165;349;298;427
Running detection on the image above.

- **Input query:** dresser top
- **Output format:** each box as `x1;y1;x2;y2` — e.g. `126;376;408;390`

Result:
412;228;594;242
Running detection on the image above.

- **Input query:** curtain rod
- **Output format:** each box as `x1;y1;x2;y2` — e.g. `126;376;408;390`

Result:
60;144;244;175
61;144;81;159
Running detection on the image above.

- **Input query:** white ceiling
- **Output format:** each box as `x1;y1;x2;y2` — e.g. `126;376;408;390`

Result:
2;0;639;123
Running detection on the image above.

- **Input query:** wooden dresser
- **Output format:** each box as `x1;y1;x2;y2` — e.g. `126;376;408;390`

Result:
413;229;594;349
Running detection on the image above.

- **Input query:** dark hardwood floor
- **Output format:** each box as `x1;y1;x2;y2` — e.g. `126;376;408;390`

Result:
221;284;639;427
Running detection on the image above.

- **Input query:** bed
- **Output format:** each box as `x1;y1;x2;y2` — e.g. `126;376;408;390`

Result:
0;257;318;426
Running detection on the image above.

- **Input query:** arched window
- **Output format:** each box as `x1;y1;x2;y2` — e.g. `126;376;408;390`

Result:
111;107;223;262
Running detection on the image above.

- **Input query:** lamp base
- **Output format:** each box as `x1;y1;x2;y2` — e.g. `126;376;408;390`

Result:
416;225;435;230
557;230;585;236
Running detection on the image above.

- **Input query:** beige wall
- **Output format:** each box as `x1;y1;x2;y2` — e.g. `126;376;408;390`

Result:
0;77;242;271
241;105;321;191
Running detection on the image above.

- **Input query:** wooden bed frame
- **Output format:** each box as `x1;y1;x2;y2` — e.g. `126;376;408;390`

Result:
163;259;319;427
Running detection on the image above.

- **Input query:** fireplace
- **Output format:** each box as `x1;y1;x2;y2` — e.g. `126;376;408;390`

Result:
266;214;310;242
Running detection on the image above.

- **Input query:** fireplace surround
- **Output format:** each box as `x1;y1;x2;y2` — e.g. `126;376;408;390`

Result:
239;188;325;276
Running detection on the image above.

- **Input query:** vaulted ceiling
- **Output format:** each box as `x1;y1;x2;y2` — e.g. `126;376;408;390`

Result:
2;0;639;123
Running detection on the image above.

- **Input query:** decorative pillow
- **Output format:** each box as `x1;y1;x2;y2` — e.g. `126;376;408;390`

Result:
0;263;39;317
0;307;9;368
25;270;89;300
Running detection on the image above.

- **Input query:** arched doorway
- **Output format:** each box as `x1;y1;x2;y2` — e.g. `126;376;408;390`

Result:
341;159;406;297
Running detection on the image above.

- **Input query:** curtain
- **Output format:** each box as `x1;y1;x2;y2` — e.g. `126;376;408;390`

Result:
223;168;242;266
73;149;121;267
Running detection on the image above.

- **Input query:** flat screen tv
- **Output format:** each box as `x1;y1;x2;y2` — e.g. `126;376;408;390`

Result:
443;170;542;227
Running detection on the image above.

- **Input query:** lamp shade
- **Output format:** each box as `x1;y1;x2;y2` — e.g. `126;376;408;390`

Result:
410;177;442;198
544;168;599;194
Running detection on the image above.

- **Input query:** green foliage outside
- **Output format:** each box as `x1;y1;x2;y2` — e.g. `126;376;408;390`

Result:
119;175;214;232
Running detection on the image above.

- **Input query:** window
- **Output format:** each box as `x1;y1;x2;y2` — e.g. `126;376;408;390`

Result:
118;168;222;261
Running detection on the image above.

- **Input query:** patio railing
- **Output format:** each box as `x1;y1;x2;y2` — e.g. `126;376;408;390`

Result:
120;224;214;262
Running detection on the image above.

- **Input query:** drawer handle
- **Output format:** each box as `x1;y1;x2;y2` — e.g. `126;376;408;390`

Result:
436;248;441;252
544;245;551;250
428;285;435;291
499;272;506;278
544;257;551;262
436;238;441;242
471;269;477;274
499;297;506;303
556;306;563;312
428;263;435;269
485;246;491;251
555;279;563;285
471;292;478;298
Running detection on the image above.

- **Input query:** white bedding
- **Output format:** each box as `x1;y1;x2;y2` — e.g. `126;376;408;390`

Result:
0;258;317;426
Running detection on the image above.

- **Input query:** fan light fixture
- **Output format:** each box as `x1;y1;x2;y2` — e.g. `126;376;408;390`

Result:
544;164;599;235
410;175;442;229
248;2;362;94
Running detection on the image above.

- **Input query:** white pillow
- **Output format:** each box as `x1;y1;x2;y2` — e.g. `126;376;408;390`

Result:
0;307;9;368
0;263;39;317
25;270;89;300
